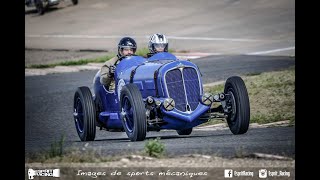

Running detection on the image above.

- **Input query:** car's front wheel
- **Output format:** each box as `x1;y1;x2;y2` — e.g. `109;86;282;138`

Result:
120;84;147;141
224;76;250;134
73;86;96;141
176;128;193;135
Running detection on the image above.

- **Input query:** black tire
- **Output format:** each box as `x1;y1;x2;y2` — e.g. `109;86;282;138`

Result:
177;128;193;135
71;0;78;5
120;84;147;141
224;76;250;134
73;86;96;141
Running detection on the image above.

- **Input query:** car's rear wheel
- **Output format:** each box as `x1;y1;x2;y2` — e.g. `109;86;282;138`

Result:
224;76;250;134
73;86;96;141
176;128;193;135
120;84;147;141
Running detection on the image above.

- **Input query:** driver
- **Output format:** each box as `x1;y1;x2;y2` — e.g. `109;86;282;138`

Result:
145;33;169;58
100;37;137;88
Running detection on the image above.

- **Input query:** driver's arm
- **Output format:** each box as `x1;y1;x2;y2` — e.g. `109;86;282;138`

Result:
100;56;118;86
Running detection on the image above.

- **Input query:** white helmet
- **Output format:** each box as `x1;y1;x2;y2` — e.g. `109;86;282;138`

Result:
148;33;169;53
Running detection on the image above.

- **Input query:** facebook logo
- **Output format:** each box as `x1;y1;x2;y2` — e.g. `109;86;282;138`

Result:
224;169;233;178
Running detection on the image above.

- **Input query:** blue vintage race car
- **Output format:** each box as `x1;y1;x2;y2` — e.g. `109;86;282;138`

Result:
73;52;250;141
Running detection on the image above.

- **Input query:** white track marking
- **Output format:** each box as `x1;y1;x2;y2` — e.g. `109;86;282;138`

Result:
246;47;295;55
167;36;258;42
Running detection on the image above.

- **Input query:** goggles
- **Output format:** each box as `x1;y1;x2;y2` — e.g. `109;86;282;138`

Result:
154;43;167;49
122;48;134;51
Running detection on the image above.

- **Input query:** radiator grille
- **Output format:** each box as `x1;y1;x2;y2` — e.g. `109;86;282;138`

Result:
165;67;200;112
183;67;200;110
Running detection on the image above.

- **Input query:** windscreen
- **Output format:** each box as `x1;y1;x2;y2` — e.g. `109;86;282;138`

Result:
147;52;178;61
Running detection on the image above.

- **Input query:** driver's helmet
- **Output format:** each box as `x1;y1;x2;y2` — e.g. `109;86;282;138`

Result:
148;33;168;54
117;37;137;58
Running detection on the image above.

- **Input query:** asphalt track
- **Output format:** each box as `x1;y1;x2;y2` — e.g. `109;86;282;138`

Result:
25;55;295;158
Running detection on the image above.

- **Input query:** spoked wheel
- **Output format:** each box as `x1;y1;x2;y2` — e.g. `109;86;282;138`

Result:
120;84;147;141
224;76;250;134
73;86;96;141
176;128;193;135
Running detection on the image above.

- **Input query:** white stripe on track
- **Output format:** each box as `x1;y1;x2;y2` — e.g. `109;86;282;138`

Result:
246;47;295;55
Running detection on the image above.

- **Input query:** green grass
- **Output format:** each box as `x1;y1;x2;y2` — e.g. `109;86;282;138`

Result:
26;48;175;69
26;54;116;69
247;68;295;124
48;135;65;158
135;47;150;56
144;138;165;158
203;66;295;125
